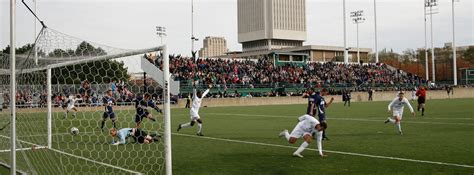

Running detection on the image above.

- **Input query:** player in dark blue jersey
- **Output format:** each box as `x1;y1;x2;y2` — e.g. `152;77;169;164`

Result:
305;88;317;117
314;88;334;140
135;93;162;128
101;90;116;131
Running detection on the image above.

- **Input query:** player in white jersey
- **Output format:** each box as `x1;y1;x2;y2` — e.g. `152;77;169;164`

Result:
385;92;415;135
177;84;212;136
279;114;327;158
64;95;79;118
411;87;417;102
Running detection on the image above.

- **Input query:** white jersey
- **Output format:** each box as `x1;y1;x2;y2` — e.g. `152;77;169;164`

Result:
66;96;76;110
388;97;414;113
190;89;210;117
294;114;324;156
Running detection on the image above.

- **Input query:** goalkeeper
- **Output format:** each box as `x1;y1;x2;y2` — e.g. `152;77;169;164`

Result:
110;128;160;145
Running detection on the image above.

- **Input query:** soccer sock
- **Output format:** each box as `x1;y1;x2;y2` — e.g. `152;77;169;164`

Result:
180;123;192;128
112;121;116;128
396;123;402;133
100;120;105;129
323;130;327;138
197;123;202;133
294;141;309;155
284;131;290;141
422;108;425;115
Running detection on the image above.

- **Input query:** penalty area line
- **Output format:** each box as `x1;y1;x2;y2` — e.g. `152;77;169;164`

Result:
172;133;474;169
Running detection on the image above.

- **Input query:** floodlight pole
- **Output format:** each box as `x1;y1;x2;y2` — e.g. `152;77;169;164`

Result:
429;1;437;83
10;0;17;174
452;0;458;85
343;0;349;63
424;0;429;81
430;5;435;83
373;0;379;63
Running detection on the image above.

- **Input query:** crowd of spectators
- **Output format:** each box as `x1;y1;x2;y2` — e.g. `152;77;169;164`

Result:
147;56;425;88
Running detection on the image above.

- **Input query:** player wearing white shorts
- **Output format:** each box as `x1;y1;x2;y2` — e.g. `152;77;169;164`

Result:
385;92;415;135
279;114;327;158
64;95;78;118
177;84;211;136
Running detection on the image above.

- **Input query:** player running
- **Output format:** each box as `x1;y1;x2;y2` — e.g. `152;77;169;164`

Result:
64;95;79;118
315;88;334;140
177;84;211;136
415;86;427;116
279;114;327;158
135;93;162;128
100;90;117;132
385;92;415;135
304;88;317;117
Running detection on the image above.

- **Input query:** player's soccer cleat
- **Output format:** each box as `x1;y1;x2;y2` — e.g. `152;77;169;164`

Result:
322;136;330;141
196;132;204;136
279;129;288;138
72;113;77;118
292;153;304;158
384;118;390;124
399;131;403;136
177;124;182;132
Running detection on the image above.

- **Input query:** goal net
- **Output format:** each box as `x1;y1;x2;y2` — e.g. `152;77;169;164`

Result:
0;27;171;174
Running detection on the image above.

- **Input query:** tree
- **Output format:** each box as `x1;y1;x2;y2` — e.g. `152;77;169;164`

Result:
51;59;130;84
463;46;474;65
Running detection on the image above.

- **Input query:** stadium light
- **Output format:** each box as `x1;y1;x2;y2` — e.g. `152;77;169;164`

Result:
373;0;379;63
351;10;365;64
452;0;460;85
156;26;167;45
191;0;199;58
426;0;438;83
343;0;349;63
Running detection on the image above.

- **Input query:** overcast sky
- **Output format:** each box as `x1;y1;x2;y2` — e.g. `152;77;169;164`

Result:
1;0;473;56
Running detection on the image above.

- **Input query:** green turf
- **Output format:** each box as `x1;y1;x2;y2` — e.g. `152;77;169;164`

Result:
0;98;473;174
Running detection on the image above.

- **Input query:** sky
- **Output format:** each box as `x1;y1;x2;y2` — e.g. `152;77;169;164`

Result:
1;0;473;57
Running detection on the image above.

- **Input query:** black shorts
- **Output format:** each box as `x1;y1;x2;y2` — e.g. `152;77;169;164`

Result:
103;112;116;119
135;111;150;123
418;96;426;104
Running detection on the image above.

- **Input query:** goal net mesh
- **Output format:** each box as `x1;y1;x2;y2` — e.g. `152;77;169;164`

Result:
0;27;165;174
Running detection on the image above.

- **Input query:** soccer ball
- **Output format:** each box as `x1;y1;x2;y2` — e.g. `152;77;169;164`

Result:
70;127;79;136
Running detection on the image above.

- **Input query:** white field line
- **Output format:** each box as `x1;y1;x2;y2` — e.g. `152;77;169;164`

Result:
207;113;474;126
16;131;97;138
0;134;142;175
172;133;474;169
0;146;48;153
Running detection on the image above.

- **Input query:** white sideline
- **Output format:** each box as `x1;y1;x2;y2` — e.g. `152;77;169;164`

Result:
0;146;48;153
172;133;474;169
208;113;474;126
0;134;142;174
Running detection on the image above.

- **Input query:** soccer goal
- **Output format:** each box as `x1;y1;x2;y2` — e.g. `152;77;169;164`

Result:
0;26;172;174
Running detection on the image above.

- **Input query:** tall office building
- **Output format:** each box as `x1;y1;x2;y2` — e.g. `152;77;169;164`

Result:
238;0;307;52
199;37;228;58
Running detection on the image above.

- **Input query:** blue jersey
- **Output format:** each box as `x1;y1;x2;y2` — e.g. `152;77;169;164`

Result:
135;96;158;115
117;128;133;144
306;94;317;116
103;96;114;114
315;95;327;119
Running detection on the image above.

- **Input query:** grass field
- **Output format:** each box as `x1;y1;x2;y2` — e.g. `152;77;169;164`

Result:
0;98;473;174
